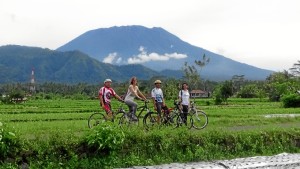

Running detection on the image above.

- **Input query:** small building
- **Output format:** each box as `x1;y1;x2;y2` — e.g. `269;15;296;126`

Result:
190;90;209;98
11;97;27;103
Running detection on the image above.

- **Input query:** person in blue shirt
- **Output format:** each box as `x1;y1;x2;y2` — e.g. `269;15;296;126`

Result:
151;80;169;116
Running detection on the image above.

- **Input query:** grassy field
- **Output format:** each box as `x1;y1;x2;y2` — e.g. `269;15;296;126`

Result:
1;97;300;168
1;98;299;137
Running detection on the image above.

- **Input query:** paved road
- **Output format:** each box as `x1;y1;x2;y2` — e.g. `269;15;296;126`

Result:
120;153;300;169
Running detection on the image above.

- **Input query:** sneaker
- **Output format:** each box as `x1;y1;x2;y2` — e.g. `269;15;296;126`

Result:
131;114;138;121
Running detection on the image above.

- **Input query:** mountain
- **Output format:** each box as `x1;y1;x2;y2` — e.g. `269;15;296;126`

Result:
57;25;273;80
0;45;158;84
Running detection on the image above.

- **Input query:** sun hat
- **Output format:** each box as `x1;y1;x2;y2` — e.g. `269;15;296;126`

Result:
104;79;112;83
154;80;162;84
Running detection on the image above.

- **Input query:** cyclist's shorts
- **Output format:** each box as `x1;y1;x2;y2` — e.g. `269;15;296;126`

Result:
103;103;112;114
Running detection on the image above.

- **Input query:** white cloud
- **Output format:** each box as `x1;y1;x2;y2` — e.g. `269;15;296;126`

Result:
116;57;122;64
103;52;118;64
127;46;187;64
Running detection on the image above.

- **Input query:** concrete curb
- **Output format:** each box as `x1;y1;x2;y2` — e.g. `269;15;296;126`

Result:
120;153;300;169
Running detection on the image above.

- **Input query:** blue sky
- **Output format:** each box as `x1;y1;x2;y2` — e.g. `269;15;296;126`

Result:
0;0;299;71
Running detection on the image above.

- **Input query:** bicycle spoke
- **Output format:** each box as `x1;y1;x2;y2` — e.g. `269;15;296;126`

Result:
191;109;208;129
167;112;179;129
118;114;128;126
143;112;160;129
187;113;194;129
119;113;139;128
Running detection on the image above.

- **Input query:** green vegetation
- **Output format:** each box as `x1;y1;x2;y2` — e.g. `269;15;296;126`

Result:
0;98;299;168
0;60;299;168
282;93;300;108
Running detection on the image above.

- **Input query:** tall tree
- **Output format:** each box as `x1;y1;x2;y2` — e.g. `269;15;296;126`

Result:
194;54;210;71
182;54;210;90
231;75;245;94
182;62;200;90
213;81;233;105
289;60;300;77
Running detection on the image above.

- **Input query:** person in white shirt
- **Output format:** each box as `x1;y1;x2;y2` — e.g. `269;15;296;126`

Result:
178;82;190;123
124;76;147;121
151;79;169;116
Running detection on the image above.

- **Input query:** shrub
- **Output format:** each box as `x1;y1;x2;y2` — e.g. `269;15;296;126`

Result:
237;84;258;98
281;93;300;108
0;122;22;161
85;123;125;155
214;92;223;105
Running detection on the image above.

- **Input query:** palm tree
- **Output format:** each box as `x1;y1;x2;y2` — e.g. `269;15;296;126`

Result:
289;60;300;77
194;54;210;72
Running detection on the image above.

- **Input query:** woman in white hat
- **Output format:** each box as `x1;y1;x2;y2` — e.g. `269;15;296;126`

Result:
151;79;169;116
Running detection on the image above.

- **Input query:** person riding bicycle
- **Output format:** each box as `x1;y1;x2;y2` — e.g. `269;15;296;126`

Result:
151;80;170;118
99;79;123;119
124;76;147;121
178;82;190;124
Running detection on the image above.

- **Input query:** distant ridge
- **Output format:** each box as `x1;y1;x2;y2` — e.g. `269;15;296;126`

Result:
0;45;160;84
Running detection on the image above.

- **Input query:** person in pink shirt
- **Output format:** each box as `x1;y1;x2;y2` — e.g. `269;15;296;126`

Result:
99;79;123;118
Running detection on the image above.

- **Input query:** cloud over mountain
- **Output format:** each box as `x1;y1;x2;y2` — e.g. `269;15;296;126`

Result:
103;46;187;65
103;52;122;64
127;46;187;64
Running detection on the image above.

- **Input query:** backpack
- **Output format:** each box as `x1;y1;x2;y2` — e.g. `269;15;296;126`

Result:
120;88;129;101
180;89;183;103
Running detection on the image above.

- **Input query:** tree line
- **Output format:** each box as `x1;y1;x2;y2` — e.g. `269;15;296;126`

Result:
1;58;299;107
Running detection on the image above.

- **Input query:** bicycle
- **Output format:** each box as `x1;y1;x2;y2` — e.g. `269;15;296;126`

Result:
143;102;180;130
88;103;137;129
143;99;208;130
189;99;208;129
171;100;194;129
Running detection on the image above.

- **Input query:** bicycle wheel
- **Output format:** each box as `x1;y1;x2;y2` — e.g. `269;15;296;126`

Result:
143;112;161;129
119;113;139;127
190;109;208;129
88;112;106;129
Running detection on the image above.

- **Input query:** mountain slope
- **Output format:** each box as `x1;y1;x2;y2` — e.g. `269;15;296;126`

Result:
0;45;158;84
57;25;273;80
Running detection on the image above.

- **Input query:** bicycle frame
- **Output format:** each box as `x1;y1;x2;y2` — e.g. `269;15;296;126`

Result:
143;100;191;129
136;101;151;118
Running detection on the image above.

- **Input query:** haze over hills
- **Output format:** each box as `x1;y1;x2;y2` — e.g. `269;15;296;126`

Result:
57;25;273;80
